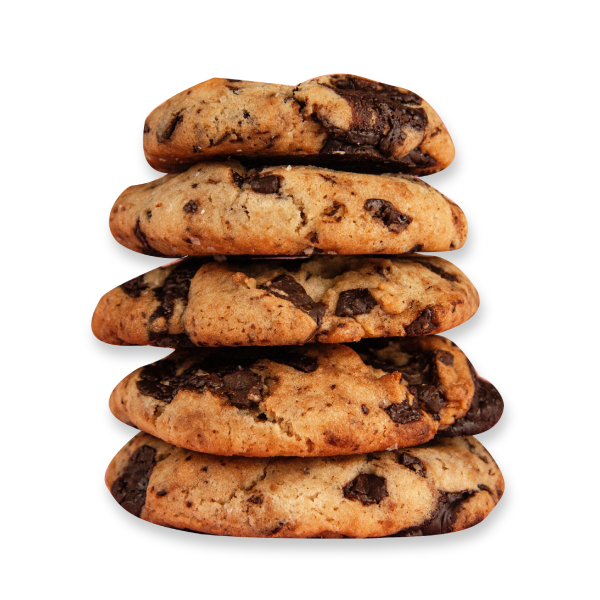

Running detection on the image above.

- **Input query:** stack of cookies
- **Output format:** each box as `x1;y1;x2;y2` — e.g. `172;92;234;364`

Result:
94;75;504;538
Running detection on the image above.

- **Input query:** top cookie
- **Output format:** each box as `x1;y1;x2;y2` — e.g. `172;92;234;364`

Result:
143;75;454;175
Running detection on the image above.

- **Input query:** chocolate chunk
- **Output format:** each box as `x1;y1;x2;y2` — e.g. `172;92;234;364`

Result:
149;258;205;323
248;495;263;504
383;400;422;424
418;261;459;283
157;110;184;143
393;490;475;537
438;375;504;437
405;309;437;336
410;385;445;415
259;275;326;326
364;199;412;233
250;174;280;194
316;75;428;161
273;353;319;373
405;244;423;254
343;474;388;505
148;332;196;348
398;453;426;477
436;350;454;366
110;445;156;517
133;219;165;257
137;357;264;409
121;274;148;298
143;122;151;134
361;404;369;415
335;289;377;316
156;489;167;497
183;200;198;213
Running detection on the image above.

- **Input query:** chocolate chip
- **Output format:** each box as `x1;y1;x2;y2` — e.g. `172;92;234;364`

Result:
398;453;426;477
183;200;198;213
110;445;156;517
259;275;326;326
436;350;454;366
396;148;437;170
343;474;388;505
248;495;263;504
121;274;148;298
249;174;280;194
361;404;369;415
143;122;150;134
417;261;459;283
405;308;437;336
383;400;422;424
273;353;319;373
406;244;423;254
364;199;412;233
148;332;196;348
220;370;263;409
410;385;445;415
335;289;377;316
157;110;184;143
146;210;152;218
156;489;167;497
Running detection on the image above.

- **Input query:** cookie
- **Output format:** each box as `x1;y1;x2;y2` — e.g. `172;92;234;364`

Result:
143;75;454;176
106;433;503;538
110;162;467;257
92;255;479;348
110;335;503;456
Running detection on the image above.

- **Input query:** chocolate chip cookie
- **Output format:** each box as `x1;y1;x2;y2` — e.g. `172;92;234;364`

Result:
110;162;467;257
106;433;503;538
143;75;454;176
92;255;479;348
109;336;502;456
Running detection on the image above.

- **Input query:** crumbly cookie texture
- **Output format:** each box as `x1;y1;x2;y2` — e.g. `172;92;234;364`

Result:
106;433;503;538
92;255;479;348
110;336;502;457
110;162;467;257
143;75;454;176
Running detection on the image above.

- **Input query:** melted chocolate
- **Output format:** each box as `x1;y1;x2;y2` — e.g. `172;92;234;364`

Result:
259;275;326;326
438;370;504;437
316;75;427;162
335;289;377;316
110;445;156;517
392;490;475;536
364;199;412;233
121;275;148;298
343;473;388;505
133;219;165;257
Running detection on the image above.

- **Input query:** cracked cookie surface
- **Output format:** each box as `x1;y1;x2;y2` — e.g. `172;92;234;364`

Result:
106;433;503;538
109;336;502;456
92;255;479;348
143;75;454;176
110;162;467;257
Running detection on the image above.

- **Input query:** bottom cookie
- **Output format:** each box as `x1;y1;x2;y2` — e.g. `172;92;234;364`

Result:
106;433;503;538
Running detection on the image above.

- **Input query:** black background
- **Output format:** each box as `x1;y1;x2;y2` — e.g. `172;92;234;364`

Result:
90;68;523;549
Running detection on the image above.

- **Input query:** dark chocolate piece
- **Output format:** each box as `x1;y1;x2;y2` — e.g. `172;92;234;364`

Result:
121;275;148;298
110;445;156;517
335;289;377;316
417;261;459;283
343;474;388;505
397;452;426;477
364;199;412;233
315;75;428;162
149;258;205;323
259;275;326;326
249;174;280;194
383;400;422;424
157;110;184;143
392;490;475;536
405;308;437;336
133;219;165;257
438;374;504;437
